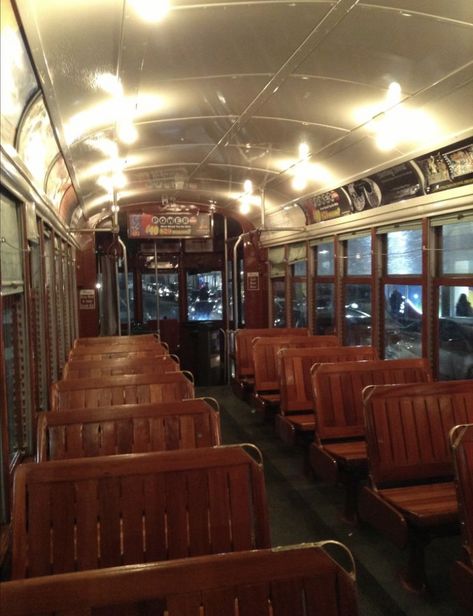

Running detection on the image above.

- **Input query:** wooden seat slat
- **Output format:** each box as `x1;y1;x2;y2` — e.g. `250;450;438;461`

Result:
359;380;473;591
68;348;168;361
1;543;359;616
12;446;270;579
73;334;159;347
63;355;179;379
52;372;194;411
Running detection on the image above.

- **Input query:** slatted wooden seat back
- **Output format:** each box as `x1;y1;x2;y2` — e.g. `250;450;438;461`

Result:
253;335;339;395
451;422;473;566
68;342;168;361
12;445;270;579
311;358;432;442
63;355;179;379
37;399;222;461
2;542;359;616
450;422;473;611
73;334;159;347
234;328;308;380
359;380;473;591
279;346;377;415
51;372;194;412
364;381;473;489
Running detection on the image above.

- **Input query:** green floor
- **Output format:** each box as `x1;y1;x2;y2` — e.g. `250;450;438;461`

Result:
196;384;469;616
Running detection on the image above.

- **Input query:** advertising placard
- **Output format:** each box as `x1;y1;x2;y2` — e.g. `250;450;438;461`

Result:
128;212;211;239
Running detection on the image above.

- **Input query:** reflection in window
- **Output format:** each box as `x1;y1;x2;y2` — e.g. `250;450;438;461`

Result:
344;284;372;346
187;271;222;321
316;242;334;275
142;272;179;323
272;278;286;327
315;283;335;334
438;286;473;380
442;221;473;274
119;273;135;324
347;236;371;275
387;229;422;275
291;261;307;327
2;295;30;462
384;284;422;359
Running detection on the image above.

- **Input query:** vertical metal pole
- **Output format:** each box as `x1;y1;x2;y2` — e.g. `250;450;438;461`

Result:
115;251;121;336
233;235;243;328
260;187;265;230
223;216;230;383
118;237;131;334
154;240;160;335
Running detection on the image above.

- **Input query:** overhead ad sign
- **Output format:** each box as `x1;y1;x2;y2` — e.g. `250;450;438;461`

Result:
127;212;211;239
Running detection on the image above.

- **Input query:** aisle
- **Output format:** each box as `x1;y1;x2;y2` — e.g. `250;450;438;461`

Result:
196;385;465;616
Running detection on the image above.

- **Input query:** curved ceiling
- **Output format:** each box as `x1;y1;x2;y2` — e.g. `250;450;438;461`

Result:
15;0;473;227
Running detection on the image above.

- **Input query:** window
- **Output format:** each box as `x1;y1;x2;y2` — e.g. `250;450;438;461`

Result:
313;240;335;334
271;278;286;327
343;235;372;346
291;261;307;327
435;218;473;379
382;227;423;359
119;272;135;325
442;220;473;274
142;272;179;323
438;285;473;380
387;229;422;275
29;240;48;410
186;271;222;321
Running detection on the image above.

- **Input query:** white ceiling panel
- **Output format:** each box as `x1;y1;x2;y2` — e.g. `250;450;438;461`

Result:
13;0;473;225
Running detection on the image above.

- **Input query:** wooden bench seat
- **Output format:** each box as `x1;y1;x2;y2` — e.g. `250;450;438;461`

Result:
11;445;270;578
276;346;377;444
69;342;169;361
232;327;309;398
73;334;160;347
252;335;339;414
63;355;179;379
51;372;194;411
359;380;473;592
37;398;221;460
451;423;473;611
310;358;431;523
1;541;359;616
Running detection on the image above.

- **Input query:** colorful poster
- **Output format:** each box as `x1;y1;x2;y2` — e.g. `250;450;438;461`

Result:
128;212;211;239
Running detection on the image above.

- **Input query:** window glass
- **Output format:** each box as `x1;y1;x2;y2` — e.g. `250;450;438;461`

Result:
292;280;307;327
54;240;65;370
347;236;371;275
315;242;334;275
2;295;31;460
142;272;179;323
187;271;222;321
272;278;286;327
344;284;372;346
119;273;135;325
442;221;473;274
384;283;422;359
44;235;58;381
387;229;422;275
315;282;335;334
30;241;48;410
293;261;307;276
438;286;473;380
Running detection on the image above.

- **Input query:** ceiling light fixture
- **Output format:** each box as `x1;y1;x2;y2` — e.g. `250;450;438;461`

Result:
129;0;170;23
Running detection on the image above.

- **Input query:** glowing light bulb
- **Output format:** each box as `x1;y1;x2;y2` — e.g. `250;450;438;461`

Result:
130;0;170;22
